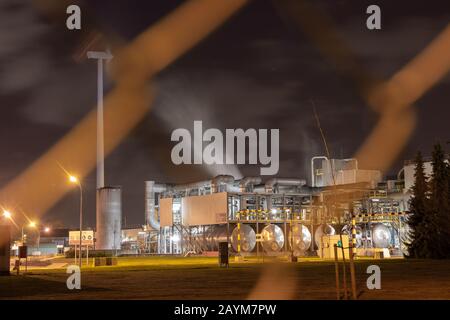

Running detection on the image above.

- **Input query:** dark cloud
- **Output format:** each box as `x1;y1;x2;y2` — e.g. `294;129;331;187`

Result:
0;0;449;227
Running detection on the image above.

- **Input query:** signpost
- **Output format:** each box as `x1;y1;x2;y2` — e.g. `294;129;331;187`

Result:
69;231;94;266
18;245;27;273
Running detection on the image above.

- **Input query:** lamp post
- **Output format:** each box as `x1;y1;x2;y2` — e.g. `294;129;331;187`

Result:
37;227;50;253
22;221;37;245
69;175;83;269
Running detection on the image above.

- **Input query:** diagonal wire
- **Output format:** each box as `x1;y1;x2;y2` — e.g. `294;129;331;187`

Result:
0;0;250;216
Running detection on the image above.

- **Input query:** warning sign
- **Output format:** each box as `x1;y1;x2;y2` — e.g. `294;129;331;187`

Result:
69;230;94;246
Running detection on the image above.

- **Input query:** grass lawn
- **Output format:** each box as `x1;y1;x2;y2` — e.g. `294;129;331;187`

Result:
0;256;449;300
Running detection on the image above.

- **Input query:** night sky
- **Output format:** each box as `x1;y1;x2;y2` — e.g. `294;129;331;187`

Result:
0;0;449;228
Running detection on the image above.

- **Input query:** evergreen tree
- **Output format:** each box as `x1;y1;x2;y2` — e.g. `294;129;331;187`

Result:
407;151;431;258
429;143;450;258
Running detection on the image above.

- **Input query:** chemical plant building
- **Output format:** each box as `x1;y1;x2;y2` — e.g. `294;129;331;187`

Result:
59;156;420;259
111;156;415;259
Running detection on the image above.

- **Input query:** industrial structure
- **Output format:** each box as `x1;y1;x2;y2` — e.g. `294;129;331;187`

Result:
88;50;123;251
125;156;412;258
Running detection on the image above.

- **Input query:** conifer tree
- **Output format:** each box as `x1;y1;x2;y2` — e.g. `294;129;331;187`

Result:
407;151;430;258
429;143;450;258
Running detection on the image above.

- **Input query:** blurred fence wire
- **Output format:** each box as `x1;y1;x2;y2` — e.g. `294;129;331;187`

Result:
1;0;449;300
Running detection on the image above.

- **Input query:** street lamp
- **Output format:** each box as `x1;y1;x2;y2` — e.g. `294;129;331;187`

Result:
21;220;37;246
2;210;11;219
36;225;51;253
69;174;83;269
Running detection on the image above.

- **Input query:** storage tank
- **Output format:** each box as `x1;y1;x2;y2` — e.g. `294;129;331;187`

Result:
96;186;122;250
261;224;284;253
188;225;228;252
289;223;311;255
372;223;391;248
314;224;336;248
231;224;256;253
200;225;227;251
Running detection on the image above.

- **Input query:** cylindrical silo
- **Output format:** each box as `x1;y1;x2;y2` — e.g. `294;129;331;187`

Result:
96;186;122;250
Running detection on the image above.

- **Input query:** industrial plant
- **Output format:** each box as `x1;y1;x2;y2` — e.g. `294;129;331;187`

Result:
113;156;414;259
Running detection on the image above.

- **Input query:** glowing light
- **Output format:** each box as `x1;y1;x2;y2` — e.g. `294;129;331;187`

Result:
271;209;277;215
69;175;78;183
44;227;50;233
29;221;37;228
2;210;11;219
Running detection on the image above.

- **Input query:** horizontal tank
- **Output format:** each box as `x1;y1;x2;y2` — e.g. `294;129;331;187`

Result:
314;224;336;248
231;224;256;253
372;223;392;248
190;225;228;252
289;224;311;256
261;224;284;254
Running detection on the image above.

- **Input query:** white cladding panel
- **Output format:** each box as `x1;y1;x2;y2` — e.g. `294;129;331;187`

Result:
404;162;433;192
334;169;381;187
160;198;174;227
182;192;228;226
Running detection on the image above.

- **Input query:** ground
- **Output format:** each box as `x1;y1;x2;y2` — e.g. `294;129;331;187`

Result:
0;256;449;300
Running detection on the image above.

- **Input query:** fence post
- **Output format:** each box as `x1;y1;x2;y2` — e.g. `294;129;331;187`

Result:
334;244;340;300
349;243;357;300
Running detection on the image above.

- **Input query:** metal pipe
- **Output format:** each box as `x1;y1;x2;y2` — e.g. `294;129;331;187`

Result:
239;177;262;192
211;175;234;193
169;175;235;195
311;156;329;187
264;178;306;193
172;180;211;193
397;167;405;181
145;181;167;230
